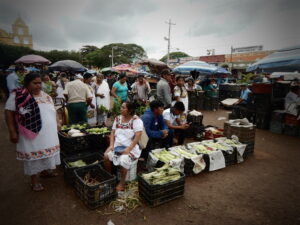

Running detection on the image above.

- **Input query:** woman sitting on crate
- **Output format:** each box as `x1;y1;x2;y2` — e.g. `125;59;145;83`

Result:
5;72;61;192
104;101;143;192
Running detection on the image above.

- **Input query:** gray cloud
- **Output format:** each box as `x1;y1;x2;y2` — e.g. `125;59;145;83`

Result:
189;0;300;37
0;0;157;50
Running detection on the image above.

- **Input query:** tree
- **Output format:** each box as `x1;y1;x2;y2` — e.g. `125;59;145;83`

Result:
0;43;83;68
85;43;147;68
160;51;190;63
80;45;99;56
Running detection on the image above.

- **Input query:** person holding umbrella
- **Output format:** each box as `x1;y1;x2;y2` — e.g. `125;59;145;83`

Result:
63;74;93;124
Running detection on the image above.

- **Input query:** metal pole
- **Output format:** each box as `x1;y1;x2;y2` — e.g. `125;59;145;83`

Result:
111;47;114;67
230;46;233;72
165;19;176;66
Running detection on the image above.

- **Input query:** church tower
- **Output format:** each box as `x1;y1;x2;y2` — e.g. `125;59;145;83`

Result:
11;17;33;48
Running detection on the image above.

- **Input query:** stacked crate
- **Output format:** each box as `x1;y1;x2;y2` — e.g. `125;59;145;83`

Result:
74;165;117;209
269;111;285;134
283;114;300;137
224;121;256;159
138;172;185;207
188;91;205;110
219;84;241;101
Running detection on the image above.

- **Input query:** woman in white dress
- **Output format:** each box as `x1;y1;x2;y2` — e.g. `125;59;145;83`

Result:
5;72;61;192
55;72;68;99
104;102;143;191
95;74;110;125
84;73;97;125
174;76;189;114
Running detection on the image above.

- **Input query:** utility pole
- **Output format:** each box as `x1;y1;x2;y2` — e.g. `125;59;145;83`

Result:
165;19;176;66
230;46;234;71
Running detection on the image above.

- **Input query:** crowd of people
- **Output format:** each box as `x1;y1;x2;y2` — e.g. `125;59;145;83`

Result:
3;65;300;192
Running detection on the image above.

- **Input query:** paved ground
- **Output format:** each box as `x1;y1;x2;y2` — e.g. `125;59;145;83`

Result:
1;105;300;225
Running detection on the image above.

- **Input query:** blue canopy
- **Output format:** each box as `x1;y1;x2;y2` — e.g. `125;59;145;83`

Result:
25;67;40;72
247;46;300;72
173;61;231;75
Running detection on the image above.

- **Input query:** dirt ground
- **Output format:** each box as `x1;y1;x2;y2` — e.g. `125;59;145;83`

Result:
1;105;300;225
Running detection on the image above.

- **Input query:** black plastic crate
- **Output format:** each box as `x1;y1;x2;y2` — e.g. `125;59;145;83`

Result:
284;125;299;137
138;172;185;207
255;112;270;129
58;131;90;155
243;141;255;159
222;149;237;166
74;165;117;209
183;158;196;176
270;121;284;134
187;115;203;125
139;181;184;200
85;126;110;153
63;152;103;186
139;188;184;207
204;97;219;110
138;172;185;195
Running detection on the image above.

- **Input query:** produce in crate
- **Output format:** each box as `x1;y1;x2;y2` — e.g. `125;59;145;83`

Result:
67;159;100;168
86;127;110;135
83;171;101;186
188;143;214;154
205;127;223;135
141;164;181;185
222;138;243;147
67;129;86;137
152;149;179;163
172;147;196;159
204;142;229;151
188;110;202;116
61;123;88;131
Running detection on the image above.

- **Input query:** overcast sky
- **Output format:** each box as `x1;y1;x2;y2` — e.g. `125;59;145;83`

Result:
0;0;299;59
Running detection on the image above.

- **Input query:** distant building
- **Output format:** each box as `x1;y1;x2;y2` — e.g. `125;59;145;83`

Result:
0;17;33;48
224;50;274;70
199;55;226;66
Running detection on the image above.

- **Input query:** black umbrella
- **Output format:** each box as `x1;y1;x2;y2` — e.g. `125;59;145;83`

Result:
49;60;86;72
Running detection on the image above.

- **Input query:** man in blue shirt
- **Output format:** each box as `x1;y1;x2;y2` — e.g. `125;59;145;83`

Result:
235;83;251;105
140;100;169;160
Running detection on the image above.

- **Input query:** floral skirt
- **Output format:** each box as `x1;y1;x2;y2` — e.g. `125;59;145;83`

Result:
23;152;61;176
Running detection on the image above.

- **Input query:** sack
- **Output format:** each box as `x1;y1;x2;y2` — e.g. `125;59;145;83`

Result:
139;127;149;149
286;102;298;116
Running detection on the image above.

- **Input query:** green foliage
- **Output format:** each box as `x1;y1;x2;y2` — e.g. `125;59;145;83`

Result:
0;42;146;69
160;51;190;63
237;73;255;84
0;43;83;68
85;43;147;68
80;45;99;56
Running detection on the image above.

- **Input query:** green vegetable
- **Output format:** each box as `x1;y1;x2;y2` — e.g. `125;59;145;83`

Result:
112;98;122;116
152;149;179;163
98;105;108;114
61;123;88;131
86;127;110;135
141;165;181;185
173;148;196;159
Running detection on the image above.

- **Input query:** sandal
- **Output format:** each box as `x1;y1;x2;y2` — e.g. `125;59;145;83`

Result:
31;183;45;192
40;170;58;178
